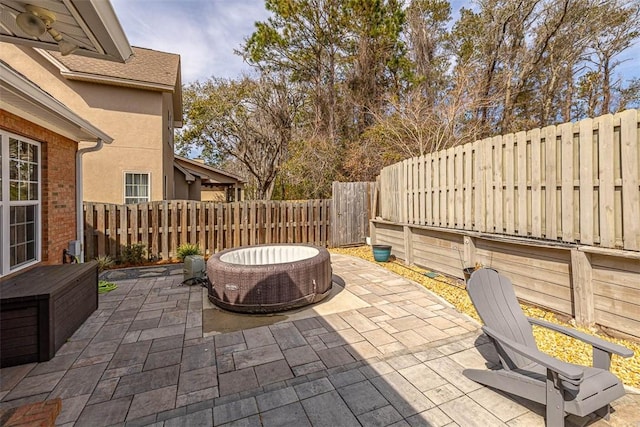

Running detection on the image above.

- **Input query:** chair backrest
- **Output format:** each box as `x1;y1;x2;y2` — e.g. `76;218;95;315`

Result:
467;269;537;369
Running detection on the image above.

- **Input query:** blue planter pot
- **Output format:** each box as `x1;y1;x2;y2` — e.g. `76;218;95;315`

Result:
372;245;392;262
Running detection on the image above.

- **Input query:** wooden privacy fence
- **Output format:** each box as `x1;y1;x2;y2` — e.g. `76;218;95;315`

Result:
84;199;331;260
374;109;640;338
379;109;640;251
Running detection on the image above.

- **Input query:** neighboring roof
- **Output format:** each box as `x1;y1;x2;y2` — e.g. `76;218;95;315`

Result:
0;60;112;143
46;47;180;90
174;155;246;185
0;0;132;63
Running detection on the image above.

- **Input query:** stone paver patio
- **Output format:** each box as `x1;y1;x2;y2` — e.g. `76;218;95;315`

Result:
1;254;638;426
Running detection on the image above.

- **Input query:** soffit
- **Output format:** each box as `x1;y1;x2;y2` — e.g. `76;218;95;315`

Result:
0;0;132;62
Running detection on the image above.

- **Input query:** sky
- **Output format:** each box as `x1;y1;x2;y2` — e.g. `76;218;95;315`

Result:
110;0;639;85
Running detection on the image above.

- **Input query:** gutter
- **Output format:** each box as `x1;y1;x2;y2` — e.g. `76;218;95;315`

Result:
76;138;111;262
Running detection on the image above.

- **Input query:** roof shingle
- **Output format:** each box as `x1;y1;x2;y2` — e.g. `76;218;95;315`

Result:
50;46;179;88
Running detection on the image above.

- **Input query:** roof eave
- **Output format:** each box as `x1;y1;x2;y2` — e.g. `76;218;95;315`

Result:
174;155;246;183
67;0;134;63
60;70;175;92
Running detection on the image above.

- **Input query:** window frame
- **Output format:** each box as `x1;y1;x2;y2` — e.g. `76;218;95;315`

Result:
123;171;151;204
1;131;42;277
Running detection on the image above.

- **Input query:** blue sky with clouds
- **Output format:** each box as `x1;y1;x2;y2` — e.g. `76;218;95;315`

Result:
111;0;639;84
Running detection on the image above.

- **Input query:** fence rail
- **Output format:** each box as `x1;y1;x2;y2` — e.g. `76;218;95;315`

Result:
379;109;640;251
84;199;331;260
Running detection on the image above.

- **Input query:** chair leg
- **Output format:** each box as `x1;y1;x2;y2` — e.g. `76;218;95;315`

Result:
595;405;611;421
546;371;565;426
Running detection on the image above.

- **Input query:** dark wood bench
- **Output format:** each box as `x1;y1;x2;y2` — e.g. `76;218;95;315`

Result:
0;262;98;368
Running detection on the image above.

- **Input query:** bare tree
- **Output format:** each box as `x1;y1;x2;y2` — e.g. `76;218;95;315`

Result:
176;75;302;200
586;0;640;115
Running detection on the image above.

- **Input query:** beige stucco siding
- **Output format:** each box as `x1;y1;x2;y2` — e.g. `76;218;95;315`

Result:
201;189;227;202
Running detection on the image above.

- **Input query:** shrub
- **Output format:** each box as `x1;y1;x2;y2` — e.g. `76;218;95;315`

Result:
120;243;146;265
176;243;202;261
95;255;115;272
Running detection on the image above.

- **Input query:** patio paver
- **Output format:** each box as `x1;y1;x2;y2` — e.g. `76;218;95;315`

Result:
1;254;638;426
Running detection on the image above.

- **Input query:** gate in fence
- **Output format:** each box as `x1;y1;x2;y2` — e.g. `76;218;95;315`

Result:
330;181;376;247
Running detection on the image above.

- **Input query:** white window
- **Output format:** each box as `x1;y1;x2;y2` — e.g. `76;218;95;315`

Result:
1;132;41;276
124;172;150;204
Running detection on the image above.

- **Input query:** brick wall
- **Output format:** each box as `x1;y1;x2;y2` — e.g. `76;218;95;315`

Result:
0;110;77;265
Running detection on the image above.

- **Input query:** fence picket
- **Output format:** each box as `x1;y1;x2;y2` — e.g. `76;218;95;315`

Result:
162;201;169;260
544;125;557;240
140;203;149;254
620;110;640;250
171;202;178;257
130;203;139;246
439;151;446;226
579;118;595;245
85;203;94;259
484;138;494;232
598;115;615;247
504;134;515;235
473;140;484;232
454;145;463;228
198;201;206;251
559;123;574;242
119;203;128;252
108;204;117;257
425;154;433;226
463;144;472;230
530;129;542;238
493;135;503;234
418;155;425;225
96;204;105;257
447;147;455;228
151;202;159;257
516;131;528;236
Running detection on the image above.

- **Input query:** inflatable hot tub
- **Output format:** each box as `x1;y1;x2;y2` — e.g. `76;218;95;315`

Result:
207;244;332;313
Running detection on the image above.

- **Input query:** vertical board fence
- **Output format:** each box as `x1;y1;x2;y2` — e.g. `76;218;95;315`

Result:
373;109;640;338
84;200;331;260
379;109;640;251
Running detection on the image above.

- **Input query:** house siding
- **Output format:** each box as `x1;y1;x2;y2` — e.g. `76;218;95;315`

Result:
162;92;176;200
0;110;76;266
0;44;174;205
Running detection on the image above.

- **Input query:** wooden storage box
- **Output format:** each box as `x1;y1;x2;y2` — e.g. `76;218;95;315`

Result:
0;262;98;367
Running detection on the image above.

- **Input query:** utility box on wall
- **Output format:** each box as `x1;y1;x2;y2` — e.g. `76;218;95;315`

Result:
68;240;81;257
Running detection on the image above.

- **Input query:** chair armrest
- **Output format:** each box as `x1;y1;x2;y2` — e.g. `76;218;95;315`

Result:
482;326;584;381
527;317;633;358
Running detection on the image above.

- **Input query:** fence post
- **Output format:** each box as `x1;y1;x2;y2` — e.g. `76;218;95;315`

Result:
403;225;413;265
370;221;377;245
571;248;595;327
463;236;476;269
